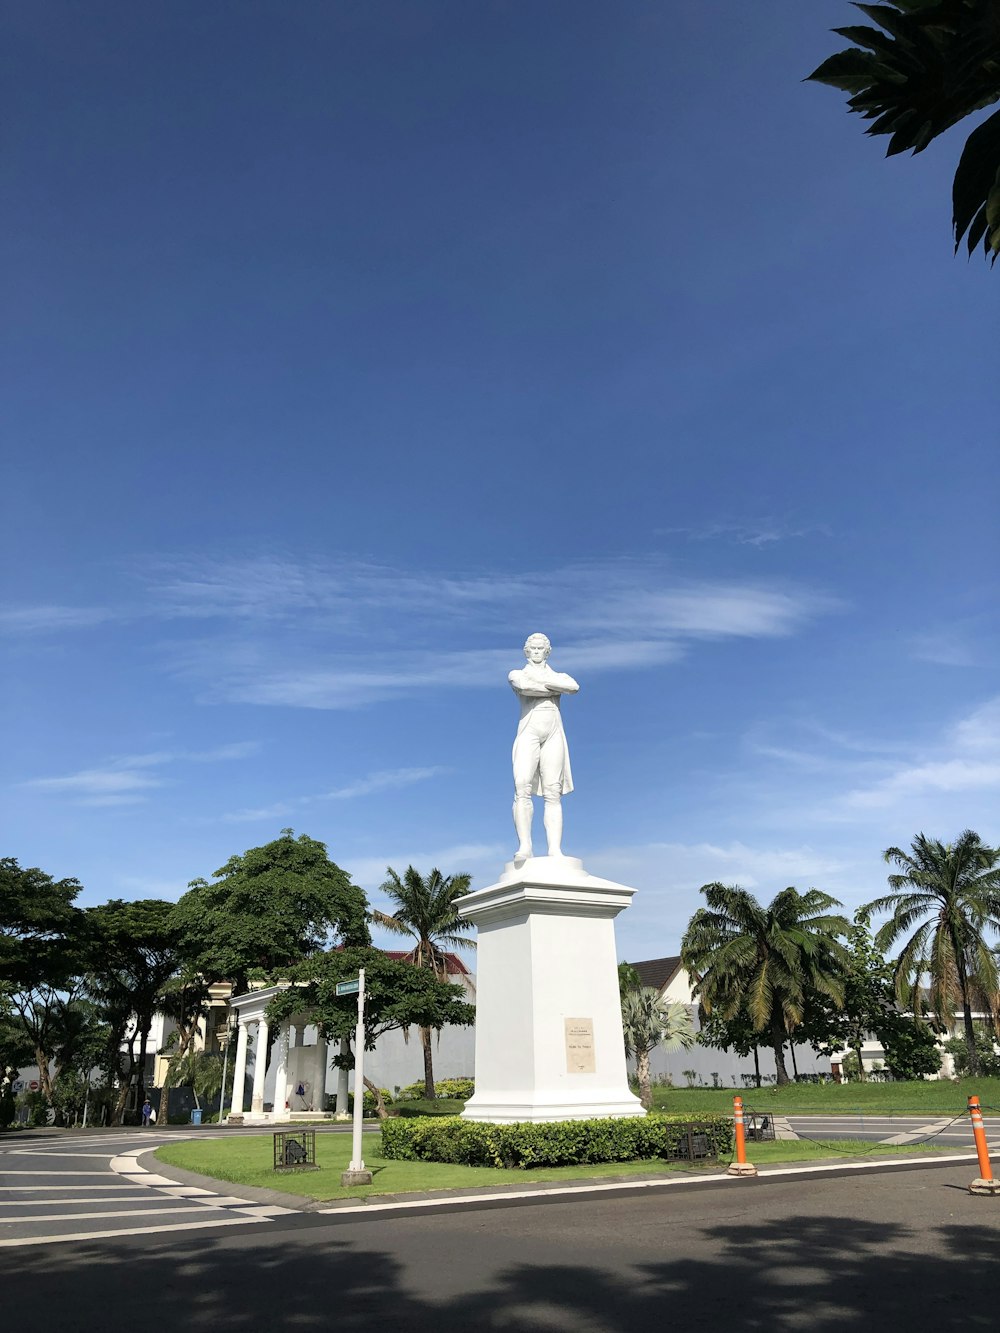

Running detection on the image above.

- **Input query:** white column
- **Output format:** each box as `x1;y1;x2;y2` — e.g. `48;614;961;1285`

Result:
314;1033;328;1111
230;1021;249;1117
336;1038;350;1116
272;1022;290;1118
250;1017;269;1113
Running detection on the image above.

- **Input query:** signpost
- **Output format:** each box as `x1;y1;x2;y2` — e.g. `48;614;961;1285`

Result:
339;969;373;1186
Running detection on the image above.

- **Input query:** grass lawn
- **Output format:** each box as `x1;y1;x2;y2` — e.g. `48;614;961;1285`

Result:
154;1131;960;1202
650;1077;1000;1117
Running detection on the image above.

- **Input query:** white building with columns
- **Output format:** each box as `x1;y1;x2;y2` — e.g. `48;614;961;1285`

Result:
224;952;477;1123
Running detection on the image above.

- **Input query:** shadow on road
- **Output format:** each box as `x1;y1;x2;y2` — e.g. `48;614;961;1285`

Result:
7;1203;999;1331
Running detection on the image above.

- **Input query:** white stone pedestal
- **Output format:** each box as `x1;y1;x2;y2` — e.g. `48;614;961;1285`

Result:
456;855;644;1123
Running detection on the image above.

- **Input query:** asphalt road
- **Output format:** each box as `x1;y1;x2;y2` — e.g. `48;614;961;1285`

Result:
4;1158;1000;1331
4;1114;998;1248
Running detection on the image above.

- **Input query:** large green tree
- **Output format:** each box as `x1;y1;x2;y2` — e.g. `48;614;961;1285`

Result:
266;946;476;1118
808;1;1000;261
374;866;474;1099
796;918;942;1081
681;884;850;1086
620;989;695;1109
173;830;370;995
0;858;87;1098
84;899;181;1122
864;829;1000;1075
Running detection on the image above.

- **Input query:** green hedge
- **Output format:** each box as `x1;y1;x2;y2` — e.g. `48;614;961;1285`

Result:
381;1113;733;1169
397;1077;474;1101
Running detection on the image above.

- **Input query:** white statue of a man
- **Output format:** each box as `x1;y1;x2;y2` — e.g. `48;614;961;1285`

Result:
509;633;580;863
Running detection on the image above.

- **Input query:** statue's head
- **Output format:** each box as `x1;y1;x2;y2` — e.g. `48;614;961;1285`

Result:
523;633;551;662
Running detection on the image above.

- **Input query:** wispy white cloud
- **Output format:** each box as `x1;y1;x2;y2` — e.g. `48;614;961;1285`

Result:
218;803;296;824
21;741;260;806
211;766;443;824
23;768;164;797
0;604;113;634
151;554;838;710
839;695;1000;811
323;767;446;800
658;520;830;548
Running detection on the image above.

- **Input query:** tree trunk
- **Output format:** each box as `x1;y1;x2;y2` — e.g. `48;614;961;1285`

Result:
753;1047;761;1088
420;1026;435;1100
160;1083;170;1125
637;1048;652;1109
853;1044;866;1082
790;1043;799;1079
959;981;979;1077
34;1046;54;1101
362;1074;388;1120
771;1020;790;1086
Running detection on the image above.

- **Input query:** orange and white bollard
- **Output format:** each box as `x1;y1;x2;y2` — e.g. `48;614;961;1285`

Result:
967;1095;1000;1196
728;1095;758;1178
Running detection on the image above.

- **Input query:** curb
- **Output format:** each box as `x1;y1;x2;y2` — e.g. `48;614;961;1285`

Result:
139;1145;984;1218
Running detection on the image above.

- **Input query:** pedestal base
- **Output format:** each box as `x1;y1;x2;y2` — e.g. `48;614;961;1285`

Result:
457;856;644;1125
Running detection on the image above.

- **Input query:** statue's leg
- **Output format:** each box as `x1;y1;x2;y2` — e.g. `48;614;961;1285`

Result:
541;787;562;856
538;730;567;857
513;790;533;862
512;730;540;862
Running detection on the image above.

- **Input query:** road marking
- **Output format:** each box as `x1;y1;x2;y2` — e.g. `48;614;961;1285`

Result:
0;1170;118;1176
0;1184;138;1191
882;1118;958;1145
0;1195;155;1206
0;1205;221;1225
0;1215;263;1247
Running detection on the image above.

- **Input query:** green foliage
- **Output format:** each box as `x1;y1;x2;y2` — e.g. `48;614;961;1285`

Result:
393;1099;467;1118
622;989;696;1109
945;1029;1000;1077
173;831;370;993
374;865;475;1100
807;1;1000;260
266;946;475;1053
681;883;849;1085
881;1019;942;1079
398;1077;474;1101
0;857;84;989
617;962;642;995
347;1087;394;1115
381;1113;734;1169
865;830;1000;1076
0;1081;14;1127
16;1089;49;1127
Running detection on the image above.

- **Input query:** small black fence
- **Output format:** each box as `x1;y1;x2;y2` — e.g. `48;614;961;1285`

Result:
664;1123;718;1162
273;1128;319;1172
745;1113;776;1142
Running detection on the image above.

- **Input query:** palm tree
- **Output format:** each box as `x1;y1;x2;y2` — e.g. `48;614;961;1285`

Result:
374;866;474;1099
681;884;850;1086
864;831;1000;1076
621;989;695;1109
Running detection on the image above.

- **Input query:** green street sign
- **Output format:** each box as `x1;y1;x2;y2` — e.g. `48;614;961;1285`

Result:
336;978;360;996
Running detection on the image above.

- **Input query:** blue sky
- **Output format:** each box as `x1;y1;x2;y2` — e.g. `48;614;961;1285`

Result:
3;1;998;962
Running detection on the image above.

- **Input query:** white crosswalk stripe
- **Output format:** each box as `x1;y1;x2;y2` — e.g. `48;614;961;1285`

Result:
0;1133;293;1247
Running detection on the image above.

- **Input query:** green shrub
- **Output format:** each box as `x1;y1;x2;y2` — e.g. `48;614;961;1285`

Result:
397;1077;474;1101
347;1087;393;1115
381;1112;733;1169
394;1098;467;1118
